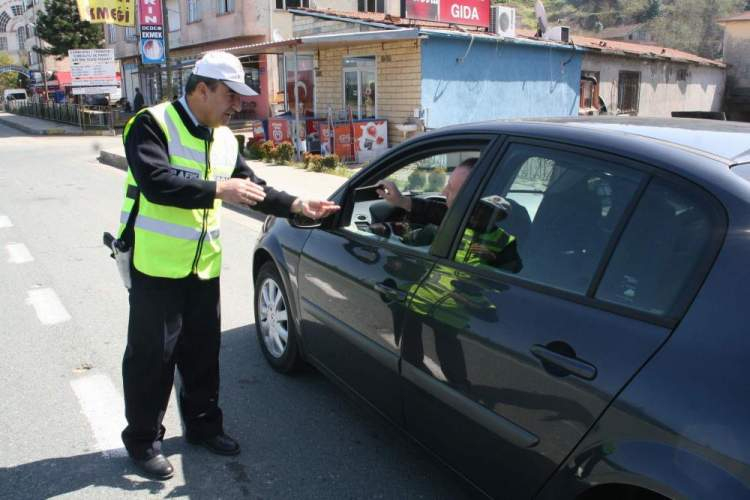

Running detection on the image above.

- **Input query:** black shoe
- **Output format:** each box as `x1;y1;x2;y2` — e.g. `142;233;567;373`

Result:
131;453;174;480
186;433;241;456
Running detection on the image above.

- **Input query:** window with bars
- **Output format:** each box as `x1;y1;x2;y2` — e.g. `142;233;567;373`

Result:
16;26;25;47
275;0;308;9
0;12;9;32
187;0;201;23
579;71;600;111
10;4;24;16
0;36;7;51
357;0;384;13
217;0;234;14
125;26;137;42
617;71;640;115
106;24;118;43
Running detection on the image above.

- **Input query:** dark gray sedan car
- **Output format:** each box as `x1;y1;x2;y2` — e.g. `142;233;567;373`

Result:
252;117;750;499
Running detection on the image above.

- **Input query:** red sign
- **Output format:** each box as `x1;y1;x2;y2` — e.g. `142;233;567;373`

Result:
405;0;489;28
268;118;291;145
439;0;488;27
138;0;163;26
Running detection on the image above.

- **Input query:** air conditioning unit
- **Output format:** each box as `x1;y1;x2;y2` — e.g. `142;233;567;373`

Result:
546;25;570;42
490;5;516;37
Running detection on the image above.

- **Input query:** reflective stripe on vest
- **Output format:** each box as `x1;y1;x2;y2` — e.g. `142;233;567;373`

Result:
117;102;237;279
455;227;515;266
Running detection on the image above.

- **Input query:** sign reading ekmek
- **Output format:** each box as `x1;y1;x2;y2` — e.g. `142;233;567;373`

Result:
138;0;166;64
405;0;489;28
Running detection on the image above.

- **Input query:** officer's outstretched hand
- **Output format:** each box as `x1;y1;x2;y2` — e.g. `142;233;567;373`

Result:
216;179;266;206
292;199;341;220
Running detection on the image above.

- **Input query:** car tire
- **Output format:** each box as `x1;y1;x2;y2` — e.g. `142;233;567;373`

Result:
254;261;303;374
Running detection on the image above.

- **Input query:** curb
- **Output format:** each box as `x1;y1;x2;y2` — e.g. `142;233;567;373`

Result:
97;150;266;223
0;115;116;136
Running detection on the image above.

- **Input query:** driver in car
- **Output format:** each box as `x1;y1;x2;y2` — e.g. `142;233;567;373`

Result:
376;158;521;271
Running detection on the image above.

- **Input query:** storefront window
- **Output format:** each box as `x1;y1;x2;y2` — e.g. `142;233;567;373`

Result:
343;56;376;119
284;53;314;117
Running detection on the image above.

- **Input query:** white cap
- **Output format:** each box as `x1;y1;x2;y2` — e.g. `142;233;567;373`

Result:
192;51;258;96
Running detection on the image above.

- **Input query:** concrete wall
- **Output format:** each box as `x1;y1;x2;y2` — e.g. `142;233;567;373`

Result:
582;53;725;117
175;0;266;50
421;36;582;129
316;39;421;144
722;21;750;91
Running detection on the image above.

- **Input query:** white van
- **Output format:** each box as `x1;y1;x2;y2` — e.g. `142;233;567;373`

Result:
3;89;28;103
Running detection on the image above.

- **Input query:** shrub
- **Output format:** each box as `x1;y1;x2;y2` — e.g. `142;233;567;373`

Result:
407;170;426;191
235;134;245;155
275;141;294;164
244;140;264;160
307;155;324;172
426;168;447;192
260;140;276;162
320;154;340;170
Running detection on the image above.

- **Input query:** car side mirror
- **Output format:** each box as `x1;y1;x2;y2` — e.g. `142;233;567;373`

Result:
290;213;323;229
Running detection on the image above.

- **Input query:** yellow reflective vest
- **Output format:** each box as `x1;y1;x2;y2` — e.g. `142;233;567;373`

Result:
117;102;237;279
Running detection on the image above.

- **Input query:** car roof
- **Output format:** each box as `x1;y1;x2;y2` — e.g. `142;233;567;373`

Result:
437;117;750;165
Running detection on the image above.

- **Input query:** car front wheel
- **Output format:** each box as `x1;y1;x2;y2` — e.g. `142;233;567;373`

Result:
254;261;302;373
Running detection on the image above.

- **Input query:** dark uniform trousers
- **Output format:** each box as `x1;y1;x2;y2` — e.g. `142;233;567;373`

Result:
121;265;223;460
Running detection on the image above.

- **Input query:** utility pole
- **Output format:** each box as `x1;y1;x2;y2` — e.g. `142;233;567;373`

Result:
160;0;172;98
30;4;49;100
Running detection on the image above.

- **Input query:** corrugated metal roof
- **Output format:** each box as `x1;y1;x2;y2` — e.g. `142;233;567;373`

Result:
570;34;725;68
276;8;725;68
223;29;420;55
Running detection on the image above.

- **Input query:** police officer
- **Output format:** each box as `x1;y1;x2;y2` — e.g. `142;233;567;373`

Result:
117;51;339;479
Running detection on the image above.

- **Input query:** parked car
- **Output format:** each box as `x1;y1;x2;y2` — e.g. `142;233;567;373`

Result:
3;88;28;103
252;117;750;500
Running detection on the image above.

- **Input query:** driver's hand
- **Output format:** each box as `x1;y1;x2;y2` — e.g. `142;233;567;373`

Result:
377;180;411;211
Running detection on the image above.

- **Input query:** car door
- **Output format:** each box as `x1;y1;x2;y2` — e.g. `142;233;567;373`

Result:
297;136;497;423
401;140;680;498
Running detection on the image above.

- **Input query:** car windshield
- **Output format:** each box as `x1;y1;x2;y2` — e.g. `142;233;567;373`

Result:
8;93;25;100
731;162;750;182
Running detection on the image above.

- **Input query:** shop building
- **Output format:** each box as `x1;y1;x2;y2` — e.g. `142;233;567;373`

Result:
718;12;750;121
575;34;725;117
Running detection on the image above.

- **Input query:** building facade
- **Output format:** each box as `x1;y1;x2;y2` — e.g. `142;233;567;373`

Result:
105;0;402;118
0;0;68;89
718;11;750;121
574;35;725;117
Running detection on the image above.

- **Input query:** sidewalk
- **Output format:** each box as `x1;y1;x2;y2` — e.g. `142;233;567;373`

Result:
98;144;349;217
0;111;115;136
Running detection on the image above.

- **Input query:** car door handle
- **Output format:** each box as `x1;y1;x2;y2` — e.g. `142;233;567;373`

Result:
374;282;407;302
530;344;597;381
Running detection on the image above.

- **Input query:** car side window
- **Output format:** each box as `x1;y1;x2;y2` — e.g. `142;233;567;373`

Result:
453;144;644;295
344;150;482;251
595;178;718;318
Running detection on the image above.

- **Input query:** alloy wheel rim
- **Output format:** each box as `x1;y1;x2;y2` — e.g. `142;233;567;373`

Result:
258;278;289;359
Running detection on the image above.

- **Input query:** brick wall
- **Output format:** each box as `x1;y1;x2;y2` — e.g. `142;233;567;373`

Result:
315;39;422;145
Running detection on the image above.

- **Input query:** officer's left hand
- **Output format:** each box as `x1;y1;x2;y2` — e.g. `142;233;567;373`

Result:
293;199;341;220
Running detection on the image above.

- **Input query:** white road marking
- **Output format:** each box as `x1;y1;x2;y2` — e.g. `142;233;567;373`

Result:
25;288;71;325
0;215;12;228
70;373;128;458
6;243;33;263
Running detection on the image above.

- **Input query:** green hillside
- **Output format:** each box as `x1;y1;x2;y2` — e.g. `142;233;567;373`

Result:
494;0;748;58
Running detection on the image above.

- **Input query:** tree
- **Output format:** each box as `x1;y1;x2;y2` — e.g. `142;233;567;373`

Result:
35;0;103;59
637;0;662;22
0;52;26;93
649;0;745;58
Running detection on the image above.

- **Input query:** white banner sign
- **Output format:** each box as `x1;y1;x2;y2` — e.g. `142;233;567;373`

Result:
72;86;120;95
70;49;118;87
